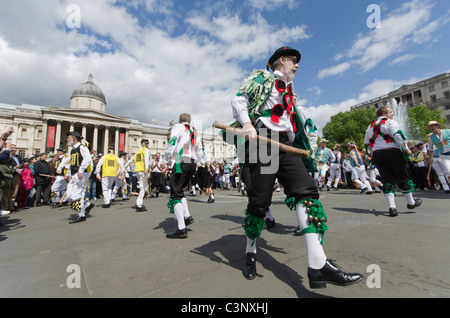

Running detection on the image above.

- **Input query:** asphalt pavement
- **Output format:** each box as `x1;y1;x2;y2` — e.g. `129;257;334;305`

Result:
1;187;449;299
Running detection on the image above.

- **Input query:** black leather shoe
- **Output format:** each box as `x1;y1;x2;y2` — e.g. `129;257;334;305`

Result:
360;187;368;194
243;253;257;280
265;218;276;229
69;216;86;224
308;259;363;289
166;228;187;239
85;203;95;215
136;205;147;212
407;198;422;209
389;208;398;217
102;204;111;208
184;216;194;226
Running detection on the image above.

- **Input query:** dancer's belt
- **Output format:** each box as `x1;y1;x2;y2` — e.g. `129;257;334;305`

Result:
255;121;289;142
373;147;400;152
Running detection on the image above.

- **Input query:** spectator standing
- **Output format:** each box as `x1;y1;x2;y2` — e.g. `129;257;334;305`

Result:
34;153;52;206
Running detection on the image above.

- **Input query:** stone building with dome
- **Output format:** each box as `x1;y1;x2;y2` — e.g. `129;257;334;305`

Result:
0;74;236;162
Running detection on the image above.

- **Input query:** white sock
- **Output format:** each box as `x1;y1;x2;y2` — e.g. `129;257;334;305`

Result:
364;180;373;191
384;193;396;208
181;197;190;218
295;204;327;270
354;179;364;189
246;236;257;254
173;203;185;230
266;209;274;221
403;192;415;205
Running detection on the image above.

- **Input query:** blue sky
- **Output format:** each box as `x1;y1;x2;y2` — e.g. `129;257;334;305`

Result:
0;0;449;135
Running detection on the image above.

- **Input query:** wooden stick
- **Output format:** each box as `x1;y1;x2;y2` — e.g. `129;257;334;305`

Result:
39;174;56;178
60;189;68;204
213;122;310;158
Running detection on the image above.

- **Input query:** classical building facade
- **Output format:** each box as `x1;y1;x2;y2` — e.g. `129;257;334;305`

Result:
350;72;450;128
0;74;236;161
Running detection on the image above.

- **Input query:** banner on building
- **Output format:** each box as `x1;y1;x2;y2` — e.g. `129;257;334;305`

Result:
119;133;125;152
47;126;56;148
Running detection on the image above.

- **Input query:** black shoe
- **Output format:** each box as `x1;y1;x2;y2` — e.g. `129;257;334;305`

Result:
85;203;95;215
166;228;187;239
265;218;276;229
407;198;422;209
360;187;368;194
102;204;111;208
294;226;302;236
308;259;363;289
136;205;147;212
327;185;330;191
243;253;257;280
184;216;194;226
389;208;398;217
122;197;129;201
69;216;86;224
366;191;373;195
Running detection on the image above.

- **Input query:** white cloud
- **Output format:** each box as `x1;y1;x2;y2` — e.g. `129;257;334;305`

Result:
0;0;310;129
317;0;449;78
389;53;421;66
318;62;351;80
306;76;423;135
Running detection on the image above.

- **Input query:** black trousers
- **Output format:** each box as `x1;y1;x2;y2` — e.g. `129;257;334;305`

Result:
36;183;51;204
169;161;197;200
196;166;210;189
372;148;412;191
243;138;318;218
150;172;162;189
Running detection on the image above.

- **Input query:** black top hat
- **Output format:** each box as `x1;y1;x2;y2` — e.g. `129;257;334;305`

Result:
56;148;65;152
66;131;82;140
267;46;301;70
108;146;115;150
141;139;149;143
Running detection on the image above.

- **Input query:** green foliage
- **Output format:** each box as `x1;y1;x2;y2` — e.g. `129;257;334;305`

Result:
321;104;446;151
407;104;447;140
322;107;377;153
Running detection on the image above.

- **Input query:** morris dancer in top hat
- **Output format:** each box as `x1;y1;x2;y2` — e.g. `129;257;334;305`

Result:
58;131;95;223
122;139;151;211
364;106;422;216
160;113;207;239
229;46;362;288
426;120;450;193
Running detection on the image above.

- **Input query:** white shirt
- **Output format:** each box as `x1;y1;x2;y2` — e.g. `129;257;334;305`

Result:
231;70;314;144
162;122;207;164
364;116;409;152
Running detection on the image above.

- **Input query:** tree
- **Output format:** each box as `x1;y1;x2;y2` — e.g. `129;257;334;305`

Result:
322;107;377;152
407;104;447;141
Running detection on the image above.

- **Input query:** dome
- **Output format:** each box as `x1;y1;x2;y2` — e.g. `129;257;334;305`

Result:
71;74;106;104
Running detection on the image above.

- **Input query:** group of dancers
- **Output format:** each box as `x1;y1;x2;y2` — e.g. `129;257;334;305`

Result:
43;45;450;291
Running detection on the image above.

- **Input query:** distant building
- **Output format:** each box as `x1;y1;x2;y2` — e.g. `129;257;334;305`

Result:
350;72;450;127
0;74;236;161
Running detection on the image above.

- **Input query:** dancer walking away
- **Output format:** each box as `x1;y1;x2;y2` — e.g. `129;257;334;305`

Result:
364;106;422;216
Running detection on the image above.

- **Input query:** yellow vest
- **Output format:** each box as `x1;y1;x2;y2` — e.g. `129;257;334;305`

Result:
134;147;147;172
102;153;119;177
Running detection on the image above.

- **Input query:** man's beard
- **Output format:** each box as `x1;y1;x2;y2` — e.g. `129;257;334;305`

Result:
283;64;295;82
68;139;74;146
